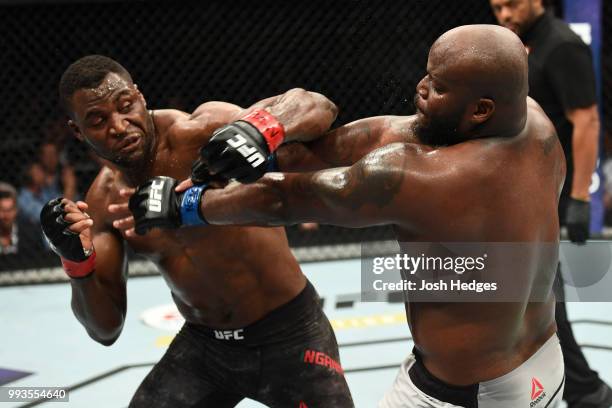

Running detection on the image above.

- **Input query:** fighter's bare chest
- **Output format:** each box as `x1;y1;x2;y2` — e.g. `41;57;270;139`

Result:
149;148;197;181
124;226;209;260
112;149;205;256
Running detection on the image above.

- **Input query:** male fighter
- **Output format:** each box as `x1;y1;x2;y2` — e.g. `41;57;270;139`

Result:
491;1;612;406
121;25;567;406
40;55;354;407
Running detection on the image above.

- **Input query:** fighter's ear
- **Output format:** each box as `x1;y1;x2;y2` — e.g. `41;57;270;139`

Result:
68;120;84;142
472;98;495;125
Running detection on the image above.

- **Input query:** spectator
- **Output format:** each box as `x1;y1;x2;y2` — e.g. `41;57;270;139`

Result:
39;141;78;202
17;162;48;225
0;182;49;271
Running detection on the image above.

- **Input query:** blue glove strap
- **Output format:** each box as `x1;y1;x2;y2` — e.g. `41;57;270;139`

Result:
267;152;279;172
180;185;208;226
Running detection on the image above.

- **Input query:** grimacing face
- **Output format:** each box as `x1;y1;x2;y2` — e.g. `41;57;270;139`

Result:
68;73;155;168
490;0;542;36
413;44;473;146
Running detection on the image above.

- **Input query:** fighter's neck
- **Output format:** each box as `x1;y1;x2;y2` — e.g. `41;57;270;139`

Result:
471;106;528;140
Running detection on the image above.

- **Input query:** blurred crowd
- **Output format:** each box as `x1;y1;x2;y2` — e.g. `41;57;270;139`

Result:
0;120;103;271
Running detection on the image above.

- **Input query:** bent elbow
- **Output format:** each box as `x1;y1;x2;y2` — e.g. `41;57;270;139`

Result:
327;99;339;121
311;91;338;125
95;335;120;347
288;88;338;125
88;327;122;347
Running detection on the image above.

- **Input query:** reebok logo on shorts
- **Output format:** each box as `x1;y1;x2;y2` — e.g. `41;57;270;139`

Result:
530;377;546;407
303;349;344;375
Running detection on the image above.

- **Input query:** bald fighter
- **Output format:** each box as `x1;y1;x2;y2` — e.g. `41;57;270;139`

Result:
120;26;567;406
40;55;354;407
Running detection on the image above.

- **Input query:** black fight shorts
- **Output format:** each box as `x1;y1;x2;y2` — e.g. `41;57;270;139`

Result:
129;280;354;408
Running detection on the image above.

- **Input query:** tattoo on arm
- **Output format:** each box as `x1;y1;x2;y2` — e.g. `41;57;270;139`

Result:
204;144;408;227
303;145;407;219
277;121;377;172
331;122;374;167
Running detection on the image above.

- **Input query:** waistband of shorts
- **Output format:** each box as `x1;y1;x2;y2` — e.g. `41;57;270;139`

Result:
480;332;560;387
409;348;479;408
408;332;561;407
188;279;319;346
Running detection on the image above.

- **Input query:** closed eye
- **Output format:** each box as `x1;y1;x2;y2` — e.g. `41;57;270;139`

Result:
90;116;105;127
119;101;133;113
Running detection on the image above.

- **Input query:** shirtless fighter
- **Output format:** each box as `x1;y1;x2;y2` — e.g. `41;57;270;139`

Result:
120;26;567;406
40;55;354;407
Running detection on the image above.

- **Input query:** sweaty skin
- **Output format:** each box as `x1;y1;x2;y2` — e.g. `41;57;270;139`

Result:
63;77;338;345
168;25;566;385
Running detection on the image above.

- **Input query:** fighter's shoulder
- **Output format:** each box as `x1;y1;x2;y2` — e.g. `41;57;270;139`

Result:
167;102;242;140
87;167;116;198
526;97;556;135
363;139;432;172
344;115;417;142
188;101;243;127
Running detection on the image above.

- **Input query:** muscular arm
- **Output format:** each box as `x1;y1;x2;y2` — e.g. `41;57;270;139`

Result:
200;143;427;228
567;104;599;200
276;116;416;172
70;176;128;346
182;88;338;146
248;88;338;143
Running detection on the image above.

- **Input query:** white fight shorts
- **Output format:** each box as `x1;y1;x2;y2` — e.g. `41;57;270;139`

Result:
379;333;564;407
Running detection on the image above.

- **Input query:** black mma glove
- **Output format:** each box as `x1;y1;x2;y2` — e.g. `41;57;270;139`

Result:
566;197;590;244
129;176;208;235
195;109;284;184
40;197;96;278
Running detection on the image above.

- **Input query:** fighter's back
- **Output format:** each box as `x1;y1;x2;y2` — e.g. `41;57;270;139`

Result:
390;99;565;385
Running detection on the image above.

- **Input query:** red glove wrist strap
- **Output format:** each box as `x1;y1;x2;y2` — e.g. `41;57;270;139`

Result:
241;109;285;153
61;250;96;278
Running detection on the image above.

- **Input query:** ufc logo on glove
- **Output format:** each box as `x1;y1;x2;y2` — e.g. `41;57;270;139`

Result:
148;179;165;212
226;134;265;168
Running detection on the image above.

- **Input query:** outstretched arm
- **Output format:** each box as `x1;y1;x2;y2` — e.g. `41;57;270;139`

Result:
200;143;411;228
183;88;338;145
113;141;483;237
275;115;417;172
112;143;413;235
247;88;339;143
183;89;339;183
